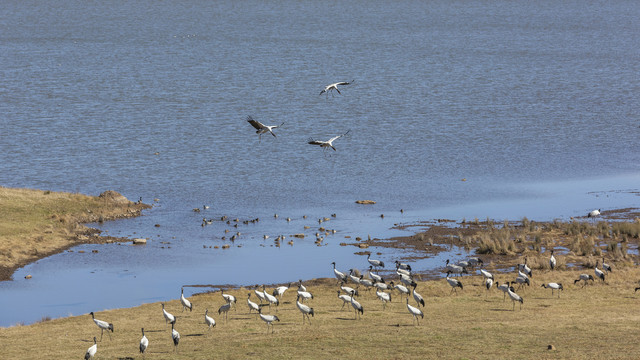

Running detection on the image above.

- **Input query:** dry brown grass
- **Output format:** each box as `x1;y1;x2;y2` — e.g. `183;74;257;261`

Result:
0;187;149;279
1;268;640;359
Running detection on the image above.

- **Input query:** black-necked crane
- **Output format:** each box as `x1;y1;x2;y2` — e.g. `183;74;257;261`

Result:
468;257;483;267
84;337;97;360
602;257;612;273
221;289;237;311
258;307;280;333
308;130;350;152
445;259;467;276
574;274;595;287
297;288;314;303
139;328;148;355
337;290;352;310
297;279;307;292
446;272;463;295
358;275;374;291
368;266;384;283
411;284;425;307
373;280;390;291
514;274;530;290
517;257;533;278
485;278;494;297
390;281;410;300
541;283;563;297
348;269;361;284
218;302;231;323
319;80;354;97
595;261;606;282
396;268;412;277
263;285;280;311
507;284;524;310
367;254;385;269
400;273;417;288
350;290;364;319
340;281;358;297
376;289;392;309
204;309;216;330
171;323;180;353
246;116;283;142
254;286;267;304
296;294;315;324
549;250;557;271
588;209;601;218
332;262;348;284
180;288;193;312
89;311;113;341
406;298;424;326
479;268;494;284
162;303;176;326
395;260;412;271
496;281;510;301
273;283;291;299
247;293;260;315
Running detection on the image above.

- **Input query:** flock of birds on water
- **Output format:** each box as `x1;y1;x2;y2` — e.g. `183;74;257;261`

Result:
83;214;639;359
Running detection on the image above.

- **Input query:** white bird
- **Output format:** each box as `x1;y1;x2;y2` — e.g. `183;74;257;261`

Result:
574;274;595;287
359;275;374;291
541;283;564;297
340;281;359;296
601;257;612;273
446;272;464;295
396;268;412;277
247;293;260;315
406;298;424;326
412;284;425;307
204;309;216;330
373;281;390;291
296;295;315;324
221;289;237;311
395;260;412;271
258;307;280;333
262;285;280;311
480;268;494;282
368;266;384;283
549;250;557;271
390;281;410;300
485;278;494;296
254;286;267;303
273;283;291;299
445;259;467;276
308;130;350;152
507;284;524;310
337;290;352;310
595;261;606;282
162;303;176;326
84;337;97;360
171;323;180;353
332;262;348;283
514;275;530;290
246;115;283;142
367;254;385;269
218;302;231;322
90;311;113;341
297;279;307;292
297;287;314;302
496;281;510;301
400;273;417;288
376;289;392;309
139;328;148;354
180;288;193;312
468;257;484;267
350;290;364;319
517;257;533;278
588;209;601;218
319;80;354;97
347;269;361;284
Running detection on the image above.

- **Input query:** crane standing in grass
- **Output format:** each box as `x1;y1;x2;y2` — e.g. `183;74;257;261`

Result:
296;294;315;324
89;312;113;341
162;303;176;326
171;323;180;353
258;307;280;334
350;290;364;319
84;337;97;360
180;288;193;312
204;309;216;330
549;250;557;271
139;328;148;355
406;298;424;325
541;283;564;297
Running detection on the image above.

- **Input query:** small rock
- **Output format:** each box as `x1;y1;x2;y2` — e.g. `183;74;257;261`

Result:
25;275;32;279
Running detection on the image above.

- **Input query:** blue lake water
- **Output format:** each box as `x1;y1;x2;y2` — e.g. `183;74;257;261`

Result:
0;0;639;326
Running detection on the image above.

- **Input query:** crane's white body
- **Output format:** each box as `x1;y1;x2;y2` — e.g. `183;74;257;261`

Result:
85;337;97;359
162;303;175;325
204;309;216;329
406;298;424;325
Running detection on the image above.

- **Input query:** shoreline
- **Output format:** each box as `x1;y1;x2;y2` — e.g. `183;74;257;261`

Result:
0;187;150;282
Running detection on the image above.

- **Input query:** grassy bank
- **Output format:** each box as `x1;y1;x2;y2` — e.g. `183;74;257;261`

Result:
0;187;150;281
1;269;639;359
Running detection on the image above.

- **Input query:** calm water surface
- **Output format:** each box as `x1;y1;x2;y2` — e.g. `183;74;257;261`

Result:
1;0;639;326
